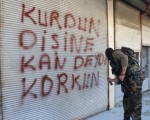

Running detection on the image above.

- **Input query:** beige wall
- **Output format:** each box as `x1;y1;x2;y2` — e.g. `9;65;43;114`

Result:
115;0;141;52
142;16;150;46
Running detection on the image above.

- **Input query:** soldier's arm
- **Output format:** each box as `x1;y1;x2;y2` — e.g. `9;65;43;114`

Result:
119;53;128;81
112;50;128;81
107;76;119;82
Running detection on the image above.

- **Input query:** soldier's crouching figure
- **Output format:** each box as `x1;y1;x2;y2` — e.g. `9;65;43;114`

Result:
105;47;143;120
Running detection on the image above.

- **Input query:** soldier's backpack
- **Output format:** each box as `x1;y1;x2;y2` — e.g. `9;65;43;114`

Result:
110;47;140;76
121;47;139;66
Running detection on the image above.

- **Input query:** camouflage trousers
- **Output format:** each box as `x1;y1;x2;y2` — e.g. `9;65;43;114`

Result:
122;65;143;120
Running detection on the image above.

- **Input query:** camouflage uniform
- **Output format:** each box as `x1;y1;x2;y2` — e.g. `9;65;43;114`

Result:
112;50;143;120
122;65;143;120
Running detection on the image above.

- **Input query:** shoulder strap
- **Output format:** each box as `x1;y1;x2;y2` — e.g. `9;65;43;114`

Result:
111;49;121;64
121;47;134;56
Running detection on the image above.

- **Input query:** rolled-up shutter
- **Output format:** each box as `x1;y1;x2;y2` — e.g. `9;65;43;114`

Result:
141;16;150;91
115;0;141;52
0;0;108;119
114;0;141;103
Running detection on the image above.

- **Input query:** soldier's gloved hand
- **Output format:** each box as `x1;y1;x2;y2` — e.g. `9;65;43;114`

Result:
107;77;119;82
118;74;125;81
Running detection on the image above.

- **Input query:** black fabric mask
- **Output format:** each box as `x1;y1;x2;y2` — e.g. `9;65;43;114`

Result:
105;48;114;60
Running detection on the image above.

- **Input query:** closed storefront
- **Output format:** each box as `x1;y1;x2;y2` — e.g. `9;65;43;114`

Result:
114;0;141;102
115;1;141;51
141;47;150;91
0;0;108;119
141;16;150;91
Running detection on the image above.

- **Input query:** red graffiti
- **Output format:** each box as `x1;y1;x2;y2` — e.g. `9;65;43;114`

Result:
82;73;88;89
50;10;62;30
51;33;59;49
21;56;36;73
19;29;97;53
94;53;106;67
21;71;100;103
21;4;36;24
64;13;76;28
57;73;68;95
84;55;94;67
55;52;66;70
70;34;84;53
38;10;48;27
19;30;37;50
41;75;53;96
90;72;99;87
74;56;84;70
78;18;87;31
84;37;94;52
20;52;106;73
71;75;81;90
89;18;100;37
22;78;37;99
20;3;106;104
20;53;67;73
73;53;106;70
39;54;51;70
64;32;67;51
21;4;100;37
41;30;46;52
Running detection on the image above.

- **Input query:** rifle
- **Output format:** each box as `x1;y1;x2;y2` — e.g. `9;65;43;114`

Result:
120;80;137;105
107;78;137;111
109;60;137;110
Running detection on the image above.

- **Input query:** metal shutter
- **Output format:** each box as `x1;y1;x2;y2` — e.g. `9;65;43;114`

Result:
142;16;150;46
141;12;150;92
114;1;141;103
0;0;108;119
141;47;149;91
115;0;141;52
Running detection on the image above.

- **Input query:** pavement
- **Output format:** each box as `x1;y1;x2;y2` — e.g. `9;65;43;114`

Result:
86;90;150;120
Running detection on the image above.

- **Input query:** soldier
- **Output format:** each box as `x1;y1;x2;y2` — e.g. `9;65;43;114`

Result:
105;48;143;120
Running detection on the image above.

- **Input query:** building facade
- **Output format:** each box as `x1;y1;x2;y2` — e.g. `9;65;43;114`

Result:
0;0;150;119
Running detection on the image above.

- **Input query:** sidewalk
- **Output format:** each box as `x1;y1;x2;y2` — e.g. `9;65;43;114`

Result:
86;90;150;120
